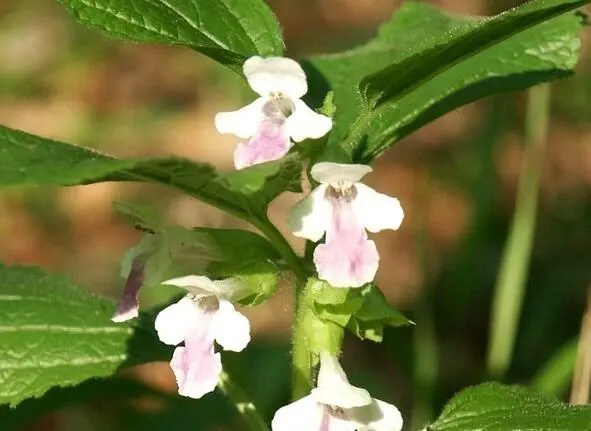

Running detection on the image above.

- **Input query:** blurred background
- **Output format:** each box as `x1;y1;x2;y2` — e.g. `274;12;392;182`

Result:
0;0;590;429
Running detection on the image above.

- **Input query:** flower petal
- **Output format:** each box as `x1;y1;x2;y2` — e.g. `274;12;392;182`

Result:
233;117;291;169
112;258;144;322
170;343;222;399
313;198;379;288
215;97;267;139
352;184;404;233
244;56;307;99
271;395;324;431
211;299;251;352
286;99;332;142
162;275;220;296
347;398;403;431
155;297;203;346
312;354;372;409
314;238;379;288
288;185;331;242
311;163;372;186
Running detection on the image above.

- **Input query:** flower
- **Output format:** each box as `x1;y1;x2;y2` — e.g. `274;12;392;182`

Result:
272;353;403;431
154;275;251;399
112;256;145;323
215;56;332;169
288;162;404;288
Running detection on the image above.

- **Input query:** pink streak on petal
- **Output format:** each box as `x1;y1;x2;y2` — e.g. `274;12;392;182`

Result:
233;118;291;169
112;257;145;322
169;312;222;399
319;407;331;431
313;197;379;288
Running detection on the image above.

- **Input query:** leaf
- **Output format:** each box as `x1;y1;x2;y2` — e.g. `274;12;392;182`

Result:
0;264;169;407
308;280;412;342
58;0;284;70
307;1;588;163
0;125;302;222
428;382;591;430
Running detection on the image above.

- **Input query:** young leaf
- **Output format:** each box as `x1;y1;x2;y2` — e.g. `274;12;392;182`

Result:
0;264;169;407
428;382;591;430
0;125;302;223
58;0;284;70
307;1;589;163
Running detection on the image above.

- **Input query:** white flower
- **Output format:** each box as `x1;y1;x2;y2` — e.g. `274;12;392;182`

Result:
154;275;251;399
272;353;403;431
288;162;404;288
215;56;332;169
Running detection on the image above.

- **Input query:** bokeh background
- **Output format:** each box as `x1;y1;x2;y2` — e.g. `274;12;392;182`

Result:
1;0;590;430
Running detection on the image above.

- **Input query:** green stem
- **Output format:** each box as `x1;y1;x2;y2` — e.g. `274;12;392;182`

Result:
218;371;270;431
486;85;551;377
292;288;313;400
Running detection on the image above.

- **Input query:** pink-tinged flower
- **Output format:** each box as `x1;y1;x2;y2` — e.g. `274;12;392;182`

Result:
272;353;403;431
112;257;145;323
288;162;404;288
215;56;332;169
154;275;251;399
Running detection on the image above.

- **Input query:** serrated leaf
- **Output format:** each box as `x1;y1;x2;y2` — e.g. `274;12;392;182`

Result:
0;125;302;222
308;1;588;163
0;265;169;407
428;382;591;430
58;0;284;71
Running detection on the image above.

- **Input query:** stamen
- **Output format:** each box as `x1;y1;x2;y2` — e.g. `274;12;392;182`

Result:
195;295;220;312
263;95;294;118
325;183;357;201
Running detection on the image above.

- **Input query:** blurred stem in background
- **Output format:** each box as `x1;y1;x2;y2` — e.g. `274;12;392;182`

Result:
412;171;439;429
218;371;270;431
487;84;551;377
570;285;591;405
533;339;577;397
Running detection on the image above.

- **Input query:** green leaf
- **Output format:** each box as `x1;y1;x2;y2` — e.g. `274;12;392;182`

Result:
58;0;284;70
0;125;302;222
308;280;412;342
428;382;591;430
0;265;169;407
308;1;588;163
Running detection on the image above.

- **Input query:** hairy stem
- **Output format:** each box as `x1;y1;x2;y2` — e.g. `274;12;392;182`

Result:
292;288;313;400
218;371;270;431
487;84;550;377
